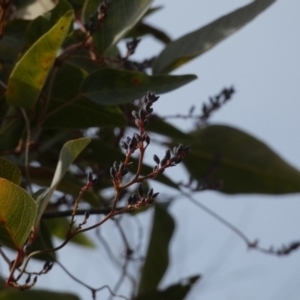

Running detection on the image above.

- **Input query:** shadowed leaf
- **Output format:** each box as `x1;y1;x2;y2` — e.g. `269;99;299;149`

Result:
82;0;153;54
81;68;196;105
138;204;175;294
0;157;21;185
183;125;300;194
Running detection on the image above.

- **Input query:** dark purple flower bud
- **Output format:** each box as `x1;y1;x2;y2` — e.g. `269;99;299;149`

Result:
113;161;119;171
139;107;146;119
165;149;171;160
134;133;142;142
120;140;128;150
147;188;153;198
88;172;93;182
152;192;159;199
137;184;144;197
33;276;38;283
110;167;117;179
129;136;137;150
26;275;31;284
153;165;158;172
126;136;131;143
121;167;129;176
176;144;183;153
132;110;139;119
175;158;182;164
143;119;149;127
85;211;90;220
153;154;160;164
160;156;168;167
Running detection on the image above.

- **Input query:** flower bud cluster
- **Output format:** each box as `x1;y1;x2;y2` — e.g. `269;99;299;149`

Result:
84;1;109;32
127;184;159;207
153;144;191;173
110;161;129;181
131;92;159;129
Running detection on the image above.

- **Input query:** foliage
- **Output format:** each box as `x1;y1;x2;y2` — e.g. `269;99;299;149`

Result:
0;0;299;299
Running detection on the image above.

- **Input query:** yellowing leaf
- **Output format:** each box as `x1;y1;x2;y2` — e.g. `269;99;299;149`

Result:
0;178;37;249
6;10;74;109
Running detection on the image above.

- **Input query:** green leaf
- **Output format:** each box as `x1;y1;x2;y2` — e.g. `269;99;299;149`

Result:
45;218;95;248
135;275;200;300
0;178;37;249
25;0;72;47
0;289;80;300
183;125;300;194
43;63;126;128
152;0;275;74
138;204;175;294
0;157;21;185
81;68;196;105
82;0;153;54
6;10;74;109
35;138;91;225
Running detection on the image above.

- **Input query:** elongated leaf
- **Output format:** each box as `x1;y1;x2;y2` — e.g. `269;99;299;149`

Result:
81;68;196;105
183;125;300;194
6;10;74;109
0;178;37;249
0;289;79;300
82;0;153;54
36;138;91;225
135;275;200;300
43;63;126;128
153;0;275;74
0;157;21;185
138;204;175;294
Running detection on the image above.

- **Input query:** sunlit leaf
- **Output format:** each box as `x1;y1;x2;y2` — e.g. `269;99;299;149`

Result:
81;68;196;105
82;0;153;54
0;157;21;185
6;9;74;109
35;138;91;225
138;204;175;294
153;0;275;74
135;275;200;300
0;178;37;249
183;125;300;194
